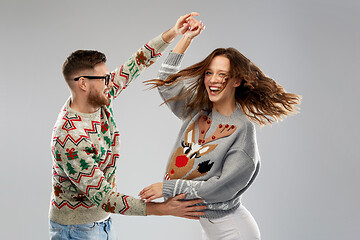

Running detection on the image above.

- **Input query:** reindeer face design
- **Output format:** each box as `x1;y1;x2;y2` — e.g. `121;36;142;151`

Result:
165;115;237;180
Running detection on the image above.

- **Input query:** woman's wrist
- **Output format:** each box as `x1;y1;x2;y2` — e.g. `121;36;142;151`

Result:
173;35;193;54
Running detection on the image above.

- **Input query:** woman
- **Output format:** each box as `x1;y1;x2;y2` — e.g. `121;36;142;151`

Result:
139;21;301;240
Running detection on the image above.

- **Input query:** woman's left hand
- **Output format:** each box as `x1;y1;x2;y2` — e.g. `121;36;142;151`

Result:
139;182;164;202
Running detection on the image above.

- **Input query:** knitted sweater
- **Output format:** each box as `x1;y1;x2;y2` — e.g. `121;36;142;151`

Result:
158;52;261;219
50;34;168;225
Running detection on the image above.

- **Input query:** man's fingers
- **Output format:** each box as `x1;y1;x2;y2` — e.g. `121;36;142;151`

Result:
184;215;201;220
187;205;207;212
183;12;200;24
184;198;204;206
184;12;199;19
189;12;200;17
178;23;189;34
172;193;186;200
186;211;205;216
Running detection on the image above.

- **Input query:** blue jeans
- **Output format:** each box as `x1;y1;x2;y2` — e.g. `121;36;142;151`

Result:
49;217;117;240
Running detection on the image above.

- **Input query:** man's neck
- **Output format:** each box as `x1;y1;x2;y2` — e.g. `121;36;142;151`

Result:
69;96;99;113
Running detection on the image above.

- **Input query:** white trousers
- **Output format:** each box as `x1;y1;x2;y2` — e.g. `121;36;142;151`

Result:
199;205;261;240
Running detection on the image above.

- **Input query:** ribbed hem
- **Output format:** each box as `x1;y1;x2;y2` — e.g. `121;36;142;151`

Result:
202;202;241;219
163;180;177;198
49;206;112;225
164;52;184;66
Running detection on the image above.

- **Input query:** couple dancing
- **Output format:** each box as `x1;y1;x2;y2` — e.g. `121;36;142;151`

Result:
50;12;300;240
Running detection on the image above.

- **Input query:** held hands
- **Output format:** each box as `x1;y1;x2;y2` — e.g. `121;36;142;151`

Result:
163;12;205;43
139;182;163;202
174;12;205;39
172;13;205;54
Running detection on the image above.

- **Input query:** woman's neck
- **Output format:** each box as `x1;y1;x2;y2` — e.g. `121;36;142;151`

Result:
212;102;237;116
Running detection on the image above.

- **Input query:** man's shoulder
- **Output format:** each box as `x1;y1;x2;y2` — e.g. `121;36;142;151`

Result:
52;108;92;146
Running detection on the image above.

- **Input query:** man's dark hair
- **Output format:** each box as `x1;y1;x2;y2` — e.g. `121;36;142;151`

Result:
62;50;107;83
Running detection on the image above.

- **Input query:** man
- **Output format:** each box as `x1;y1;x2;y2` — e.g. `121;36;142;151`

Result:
49;13;205;239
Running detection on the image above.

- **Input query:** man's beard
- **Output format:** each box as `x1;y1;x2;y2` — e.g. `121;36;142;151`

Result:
87;88;109;109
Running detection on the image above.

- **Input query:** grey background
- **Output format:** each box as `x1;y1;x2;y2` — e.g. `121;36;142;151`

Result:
1;0;359;239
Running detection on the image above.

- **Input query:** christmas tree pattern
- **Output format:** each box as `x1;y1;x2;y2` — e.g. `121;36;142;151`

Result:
80;159;90;170
104;136;111;147
100;146;106;157
110;117;116;127
66;162;77;175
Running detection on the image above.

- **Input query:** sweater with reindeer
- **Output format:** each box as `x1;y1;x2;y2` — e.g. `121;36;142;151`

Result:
50;34;168;225
158;52;261;219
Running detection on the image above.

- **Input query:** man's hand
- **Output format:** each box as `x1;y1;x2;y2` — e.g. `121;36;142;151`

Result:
146;194;206;220
139;182;163;202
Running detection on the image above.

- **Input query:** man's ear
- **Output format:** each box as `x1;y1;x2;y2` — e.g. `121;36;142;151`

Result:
78;77;88;91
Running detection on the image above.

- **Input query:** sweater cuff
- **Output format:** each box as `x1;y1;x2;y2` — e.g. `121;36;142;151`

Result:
163;180;177;198
150;34;170;54
164;52;184;67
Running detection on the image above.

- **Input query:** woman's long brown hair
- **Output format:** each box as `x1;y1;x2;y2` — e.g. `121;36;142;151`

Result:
146;48;301;125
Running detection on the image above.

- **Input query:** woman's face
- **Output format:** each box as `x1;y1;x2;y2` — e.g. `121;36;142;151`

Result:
204;55;240;110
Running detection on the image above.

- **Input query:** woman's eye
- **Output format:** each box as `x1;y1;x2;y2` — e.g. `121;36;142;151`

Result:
205;72;212;75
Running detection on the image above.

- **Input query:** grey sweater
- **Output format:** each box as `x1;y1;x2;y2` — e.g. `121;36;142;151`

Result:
158;52;261;219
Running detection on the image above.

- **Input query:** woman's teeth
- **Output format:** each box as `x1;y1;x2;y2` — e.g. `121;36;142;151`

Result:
210;87;221;93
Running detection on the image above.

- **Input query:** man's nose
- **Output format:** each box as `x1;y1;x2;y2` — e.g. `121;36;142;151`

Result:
108;79;114;88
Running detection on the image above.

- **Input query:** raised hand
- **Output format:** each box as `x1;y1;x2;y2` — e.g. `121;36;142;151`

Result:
174;12;200;35
184;16;205;39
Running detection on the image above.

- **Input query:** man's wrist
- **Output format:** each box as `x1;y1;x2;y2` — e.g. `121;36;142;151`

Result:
146;202;165;216
162;26;178;44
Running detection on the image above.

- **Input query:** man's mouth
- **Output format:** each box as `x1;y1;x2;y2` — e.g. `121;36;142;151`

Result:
104;89;110;97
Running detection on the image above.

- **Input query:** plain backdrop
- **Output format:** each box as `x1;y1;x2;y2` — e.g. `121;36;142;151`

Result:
1;0;359;239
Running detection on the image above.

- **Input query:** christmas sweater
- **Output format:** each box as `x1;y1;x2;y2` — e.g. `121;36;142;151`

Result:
158;52;261;219
50;34;168;225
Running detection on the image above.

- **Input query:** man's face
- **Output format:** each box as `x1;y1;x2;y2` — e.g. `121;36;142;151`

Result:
86;63;112;108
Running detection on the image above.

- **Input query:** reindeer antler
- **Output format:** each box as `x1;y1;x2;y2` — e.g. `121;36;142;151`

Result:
198;115;237;145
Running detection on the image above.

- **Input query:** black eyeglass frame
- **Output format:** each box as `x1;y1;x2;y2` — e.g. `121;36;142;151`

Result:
73;74;113;86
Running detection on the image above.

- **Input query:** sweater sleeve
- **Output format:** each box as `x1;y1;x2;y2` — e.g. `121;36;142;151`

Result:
162;148;257;204
109;34;169;99
157;52;189;119
52;138;146;216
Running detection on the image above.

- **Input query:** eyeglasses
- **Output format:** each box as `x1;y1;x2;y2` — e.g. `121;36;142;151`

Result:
74;74;113;86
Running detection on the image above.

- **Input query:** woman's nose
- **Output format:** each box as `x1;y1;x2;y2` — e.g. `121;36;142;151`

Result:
209;75;218;83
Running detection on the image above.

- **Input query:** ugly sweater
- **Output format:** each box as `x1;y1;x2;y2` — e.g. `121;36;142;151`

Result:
158;52;261;219
50;34;168;225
